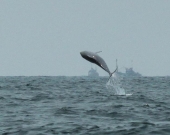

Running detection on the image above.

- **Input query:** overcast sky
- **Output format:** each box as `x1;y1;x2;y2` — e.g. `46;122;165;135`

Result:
0;0;170;76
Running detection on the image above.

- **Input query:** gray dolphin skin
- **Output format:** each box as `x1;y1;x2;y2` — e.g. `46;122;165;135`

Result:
80;51;117;77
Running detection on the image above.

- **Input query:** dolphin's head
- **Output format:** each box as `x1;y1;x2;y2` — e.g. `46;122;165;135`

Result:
80;51;87;58
80;51;96;62
80;51;93;59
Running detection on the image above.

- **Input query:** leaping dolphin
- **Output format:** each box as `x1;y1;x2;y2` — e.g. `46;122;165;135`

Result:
80;51;117;78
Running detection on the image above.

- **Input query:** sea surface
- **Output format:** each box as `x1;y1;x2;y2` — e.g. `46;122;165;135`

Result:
0;76;170;135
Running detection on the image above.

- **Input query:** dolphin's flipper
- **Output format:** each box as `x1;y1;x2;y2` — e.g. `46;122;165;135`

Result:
95;51;102;54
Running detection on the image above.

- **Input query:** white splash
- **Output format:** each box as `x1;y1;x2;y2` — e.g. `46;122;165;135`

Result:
106;74;132;96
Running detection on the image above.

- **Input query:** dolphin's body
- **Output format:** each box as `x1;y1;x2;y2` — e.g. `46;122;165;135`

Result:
80;51;117;77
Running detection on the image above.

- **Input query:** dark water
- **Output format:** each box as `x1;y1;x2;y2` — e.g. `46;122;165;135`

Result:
1;76;170;135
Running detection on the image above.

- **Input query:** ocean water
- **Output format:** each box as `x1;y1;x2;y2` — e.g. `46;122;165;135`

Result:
1;76;170;135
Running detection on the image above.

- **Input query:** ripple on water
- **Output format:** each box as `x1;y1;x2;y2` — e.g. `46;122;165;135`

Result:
1;76;170;135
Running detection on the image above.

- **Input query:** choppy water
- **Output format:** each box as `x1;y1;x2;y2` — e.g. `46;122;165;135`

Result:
1;76;170;135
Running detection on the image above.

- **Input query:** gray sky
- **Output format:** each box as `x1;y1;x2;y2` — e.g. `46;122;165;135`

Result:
1;0;170;76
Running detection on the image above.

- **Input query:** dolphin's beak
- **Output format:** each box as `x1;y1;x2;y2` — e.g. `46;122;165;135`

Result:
80;51;85;57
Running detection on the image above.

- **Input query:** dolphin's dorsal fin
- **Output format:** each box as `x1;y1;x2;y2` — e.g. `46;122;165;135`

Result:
95;51;102;54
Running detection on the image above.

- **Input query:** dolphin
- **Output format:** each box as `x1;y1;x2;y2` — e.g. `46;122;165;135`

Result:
80;51;117;78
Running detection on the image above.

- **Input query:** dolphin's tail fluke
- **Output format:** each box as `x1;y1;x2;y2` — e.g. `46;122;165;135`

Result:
108;67;118;81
